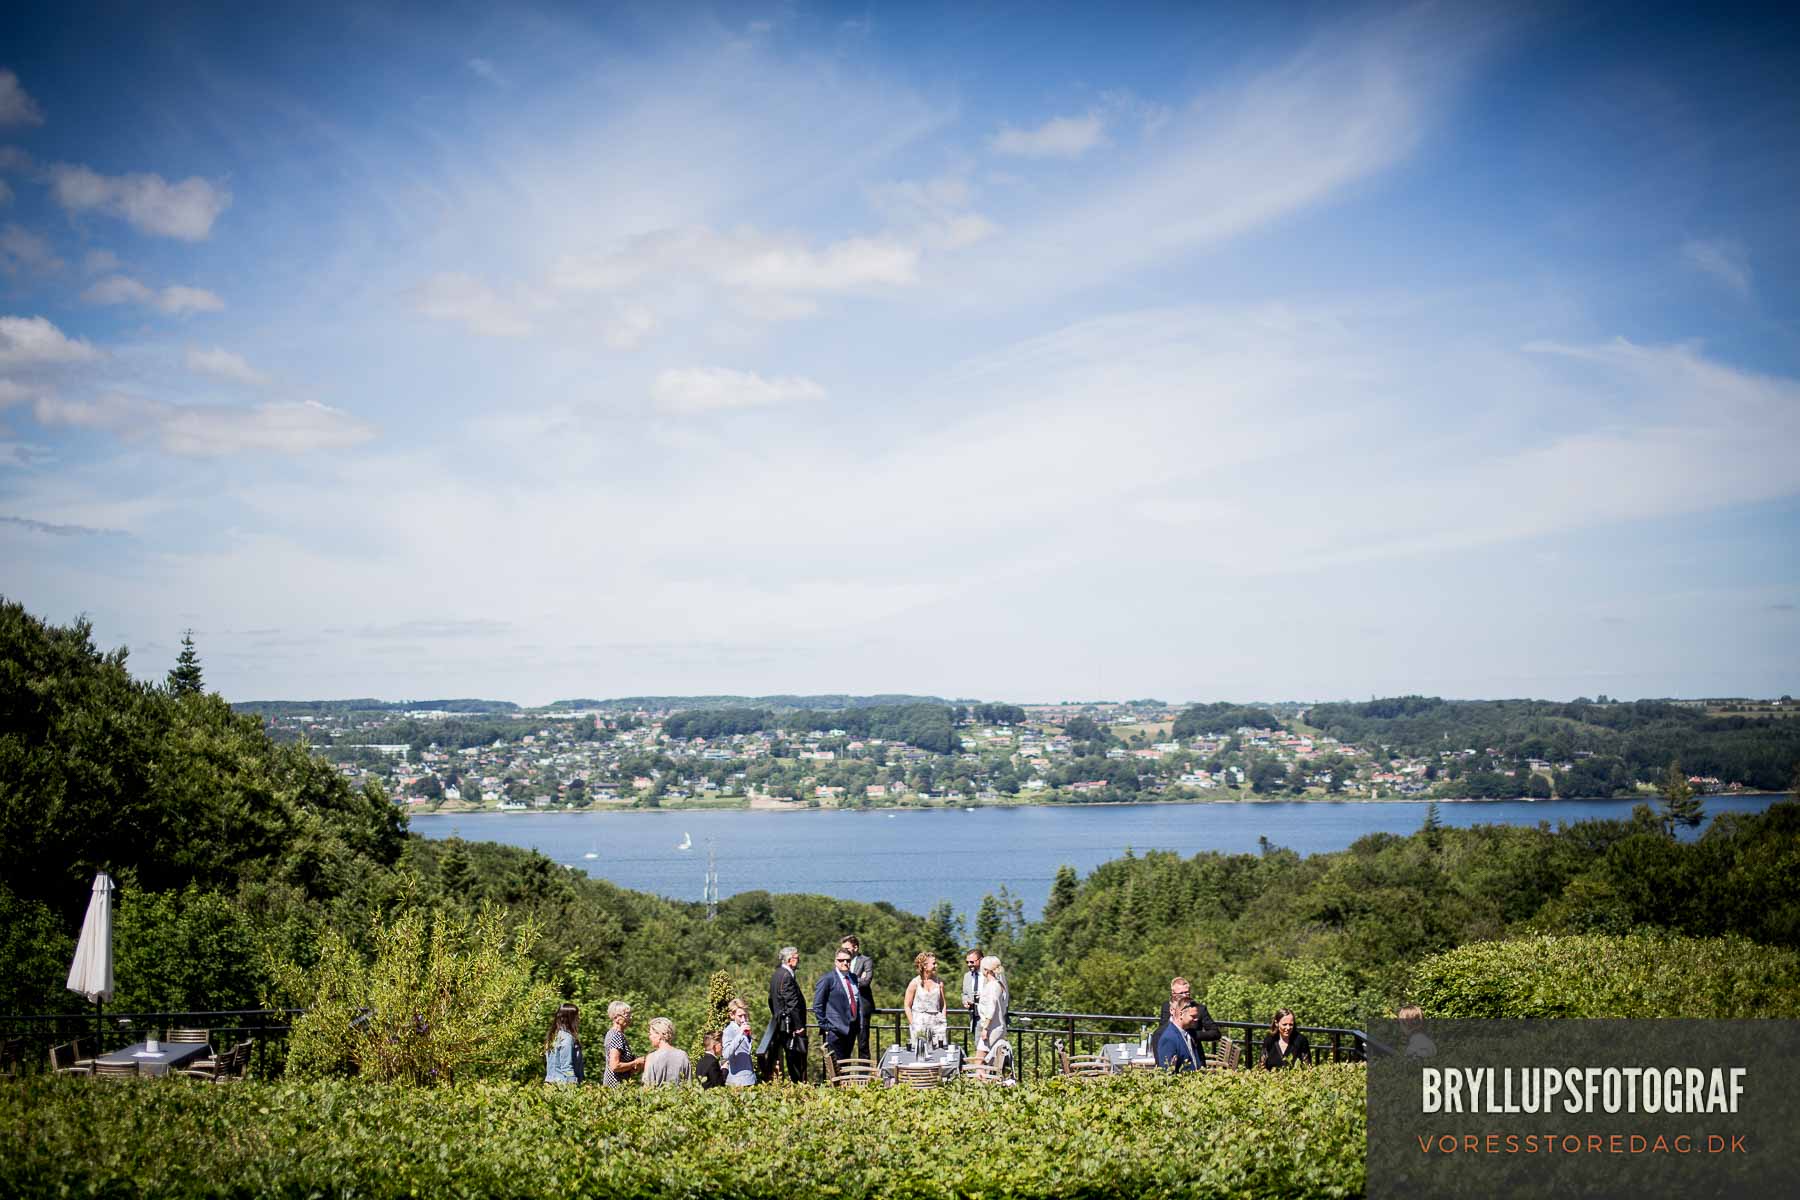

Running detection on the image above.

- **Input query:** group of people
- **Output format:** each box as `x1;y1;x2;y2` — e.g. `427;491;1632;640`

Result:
1149;976;1314;1073
545;936;1012;1086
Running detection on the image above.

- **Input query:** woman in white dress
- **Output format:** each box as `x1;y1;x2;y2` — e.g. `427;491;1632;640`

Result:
903;951;948;1050
973;955;1009;1069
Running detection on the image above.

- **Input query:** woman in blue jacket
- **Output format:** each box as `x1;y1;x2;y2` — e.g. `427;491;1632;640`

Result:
544;1003;584;1085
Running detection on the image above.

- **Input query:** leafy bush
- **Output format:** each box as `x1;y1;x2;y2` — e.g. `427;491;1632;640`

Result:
283;902;555;1083
1203;960;1383;1030
0;1067;1366;1199
1404;932;1800;1018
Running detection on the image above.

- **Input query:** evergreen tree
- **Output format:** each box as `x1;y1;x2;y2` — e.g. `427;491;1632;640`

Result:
922;901;964;964
1043;865;1079;923
1659;760;1704;834
975;893;1003;947
167;630;204;697
439;839;476;901
1422;801;1444;852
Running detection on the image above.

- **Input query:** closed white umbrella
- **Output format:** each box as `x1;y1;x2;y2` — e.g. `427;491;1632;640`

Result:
66;873;115;1048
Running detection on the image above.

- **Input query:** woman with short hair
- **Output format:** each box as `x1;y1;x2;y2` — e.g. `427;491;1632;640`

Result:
543;1003;583;1085
603;1001;644;1086
642;1016;693;1086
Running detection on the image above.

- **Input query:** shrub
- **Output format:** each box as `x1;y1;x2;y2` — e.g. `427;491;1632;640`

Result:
1203;960;1382;1030
0;1067;1366;1199
283;902;555;1083
1404;932;1800;1018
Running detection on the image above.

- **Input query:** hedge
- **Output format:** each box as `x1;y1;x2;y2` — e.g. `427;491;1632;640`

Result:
0;1068;1365;1199
1404;932;1800;1018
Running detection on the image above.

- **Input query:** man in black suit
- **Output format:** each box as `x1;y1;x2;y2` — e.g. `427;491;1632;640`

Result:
841;935;874;1058
761;945;809;1083
1155;977;1220;1056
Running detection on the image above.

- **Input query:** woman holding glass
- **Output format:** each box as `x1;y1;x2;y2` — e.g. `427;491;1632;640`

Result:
722;998;758;1086
602;1001;645;1086
903;951;948;1051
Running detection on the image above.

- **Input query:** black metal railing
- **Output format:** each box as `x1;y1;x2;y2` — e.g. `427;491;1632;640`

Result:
801;1007;1365;1084
0;1009;302;1079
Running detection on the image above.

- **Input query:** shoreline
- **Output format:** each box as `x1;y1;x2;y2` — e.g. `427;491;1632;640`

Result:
407;790;1790;818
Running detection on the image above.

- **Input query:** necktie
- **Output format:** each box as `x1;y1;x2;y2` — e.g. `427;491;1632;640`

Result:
842;972;857;1017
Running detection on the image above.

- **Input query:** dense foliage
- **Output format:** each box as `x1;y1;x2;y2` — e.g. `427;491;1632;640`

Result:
0;1069;1367;1199
1173;703;1283;736
1405;933;1800;1018
1307;696;1800;792
662;703;958;754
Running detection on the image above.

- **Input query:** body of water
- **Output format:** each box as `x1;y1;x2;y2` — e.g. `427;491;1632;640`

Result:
412;795;1787;924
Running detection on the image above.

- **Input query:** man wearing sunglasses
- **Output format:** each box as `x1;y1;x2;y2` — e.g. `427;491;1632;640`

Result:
814;947;863;1071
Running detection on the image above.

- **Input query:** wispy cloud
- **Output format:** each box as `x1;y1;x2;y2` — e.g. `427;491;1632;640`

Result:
0;223;62;274
466;57;506;86
33;392;375;456
1682;237;1751;296
1;513;124;536
82;274;225;314
0;69;45;127
185;346;270;386
990;112;1106;158
411;272;532;337
48;163;231;241
652;366;825;414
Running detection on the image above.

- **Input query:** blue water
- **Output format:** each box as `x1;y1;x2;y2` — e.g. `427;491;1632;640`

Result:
412;795;1787;924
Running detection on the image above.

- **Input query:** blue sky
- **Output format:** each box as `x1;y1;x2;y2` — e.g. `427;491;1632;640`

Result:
1;1;1796;703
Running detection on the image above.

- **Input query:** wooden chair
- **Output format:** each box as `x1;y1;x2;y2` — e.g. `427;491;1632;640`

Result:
1207;1035;1240;1072
93;1060;139;1080
831;1058;877;1087
50;1040;93;1076
168;1028;211;1045
1063;1055;1113;1077
181;1039;252;1083
896;1064;942;1089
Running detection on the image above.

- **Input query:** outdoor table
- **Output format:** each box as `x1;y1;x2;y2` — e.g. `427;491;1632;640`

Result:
879;1044;963;1084
1099;1042;1157;1072
96;1041;211;1077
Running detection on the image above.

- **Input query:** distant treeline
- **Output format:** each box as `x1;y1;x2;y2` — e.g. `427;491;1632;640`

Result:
663;704;957;754
1308;696;1800;792
234;698;521;717
1172;703;1283;737
546;694;958;712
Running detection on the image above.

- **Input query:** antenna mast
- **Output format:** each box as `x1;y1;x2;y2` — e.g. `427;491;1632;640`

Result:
704;839;718;920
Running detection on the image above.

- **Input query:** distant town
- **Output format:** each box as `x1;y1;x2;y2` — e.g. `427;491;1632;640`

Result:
236;694;1799;812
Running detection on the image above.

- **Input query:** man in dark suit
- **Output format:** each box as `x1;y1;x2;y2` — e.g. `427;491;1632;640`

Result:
1156;977;1220;1055
1155;1000;1205;1073
760;945;809;1083
841;935;874;1059
814;947;862;1069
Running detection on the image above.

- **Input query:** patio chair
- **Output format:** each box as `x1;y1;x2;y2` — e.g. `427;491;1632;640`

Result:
93;1060;139;1080
168;1027;211;1045
180;1039;252;1082
1207;1035;1240;1071
895;1064;943;1089
50;1040;93;1076
831;1058;877;1087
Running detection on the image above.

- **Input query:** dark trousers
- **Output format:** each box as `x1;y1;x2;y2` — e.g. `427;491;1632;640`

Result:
824;1028;855;1067
854;1011;871;1059
761;1032;808;1084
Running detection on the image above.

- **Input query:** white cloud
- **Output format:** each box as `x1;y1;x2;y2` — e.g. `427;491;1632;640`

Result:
32;392;374;456
186;346;271;387
990;112;1106;159
81;249;121;274
0;223;62;273
412;272;532;337
467;57;506;86
0;441;53;468
1682;237;1751;296
0;378;31;407
0;315;99;366
47;163;231;241
551;226;919;296
81;274;225;314
652;366;826;414
0;70;44;127
868;175;999;250
600;304;657;350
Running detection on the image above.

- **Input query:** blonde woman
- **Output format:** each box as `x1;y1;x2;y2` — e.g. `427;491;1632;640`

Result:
903;952;948;1050
602;1001;644;1086
641;1016;692;1086
972;955;1008;1065
722;998;757;1086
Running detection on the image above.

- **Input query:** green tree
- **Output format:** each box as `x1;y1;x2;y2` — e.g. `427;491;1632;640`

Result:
922;901;964;964
439;840;476;902
975;893;1003;947
1659;760;1703;834
1422;801;1444;852
1043;865;1079;923
166;630;204;697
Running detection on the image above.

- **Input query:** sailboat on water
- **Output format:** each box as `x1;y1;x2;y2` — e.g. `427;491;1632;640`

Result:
677;832;692;851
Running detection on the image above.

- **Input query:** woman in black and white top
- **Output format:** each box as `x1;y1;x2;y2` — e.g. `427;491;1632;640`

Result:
1260;1008;1311;1069
602;1000;644;1086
